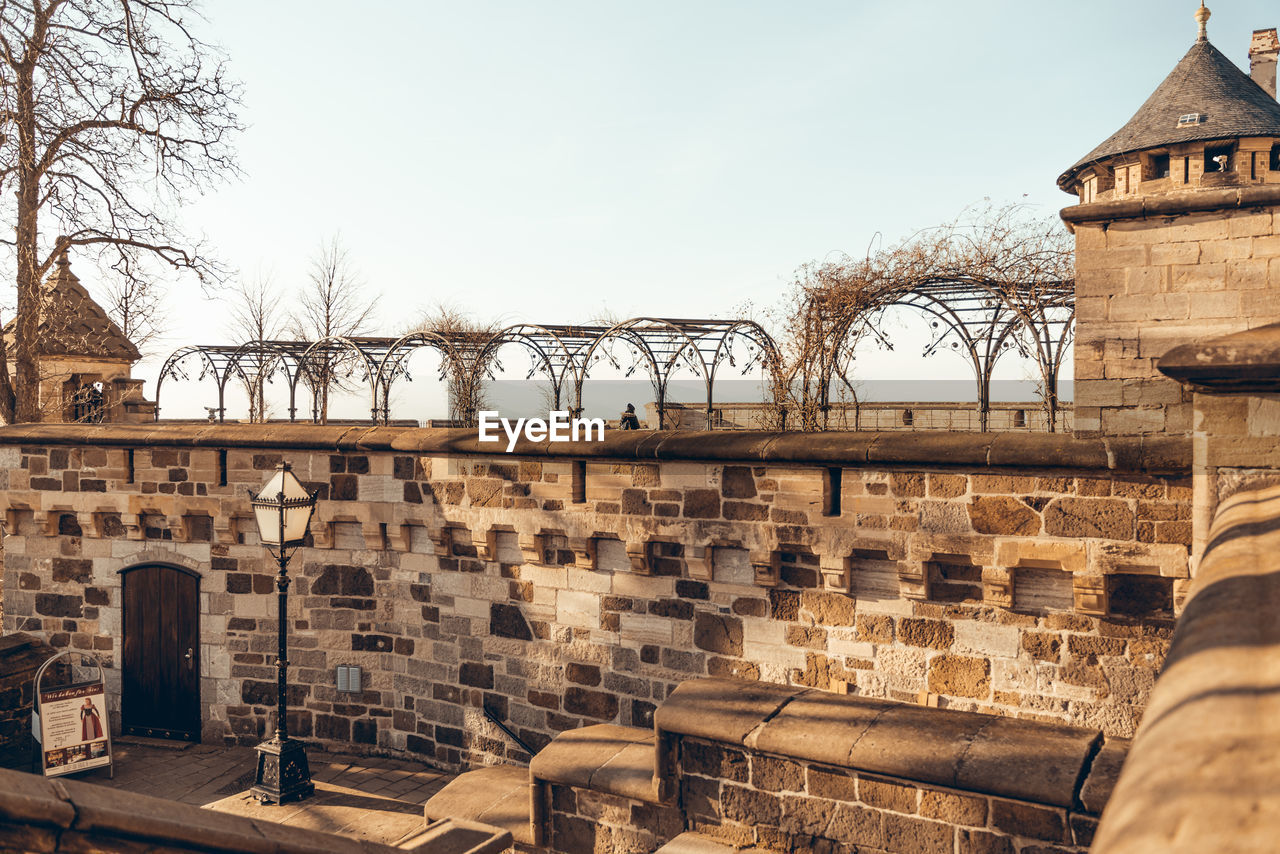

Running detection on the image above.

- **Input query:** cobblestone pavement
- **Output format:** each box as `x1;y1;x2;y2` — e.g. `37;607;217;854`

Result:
72;738;456;847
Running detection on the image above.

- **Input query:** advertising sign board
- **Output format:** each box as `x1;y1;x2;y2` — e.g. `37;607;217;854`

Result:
32;650;113;778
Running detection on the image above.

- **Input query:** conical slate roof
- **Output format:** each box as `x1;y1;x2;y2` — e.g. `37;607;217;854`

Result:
2;252;142;361
1058;37;1280;190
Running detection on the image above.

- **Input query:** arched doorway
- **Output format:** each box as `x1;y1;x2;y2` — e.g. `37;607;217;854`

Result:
120;563;201;741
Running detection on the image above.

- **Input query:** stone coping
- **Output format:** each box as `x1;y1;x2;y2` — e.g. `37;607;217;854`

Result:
0;423;1190;473
654;678;1107;811
528;724;661;804
423;765;533;846
0;765;496;854
1091;483;1280;853
1157;321;1280;393
1060;184;1280;227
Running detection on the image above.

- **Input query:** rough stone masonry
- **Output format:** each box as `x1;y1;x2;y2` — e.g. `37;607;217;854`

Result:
0;425;1187;770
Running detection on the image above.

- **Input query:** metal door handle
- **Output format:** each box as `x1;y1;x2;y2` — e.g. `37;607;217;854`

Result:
184;648;193;671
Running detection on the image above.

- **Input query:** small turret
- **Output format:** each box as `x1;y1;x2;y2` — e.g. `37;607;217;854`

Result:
1059;4;1280;205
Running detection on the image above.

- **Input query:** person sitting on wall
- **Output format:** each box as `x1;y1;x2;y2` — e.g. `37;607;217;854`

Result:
620;403;641;430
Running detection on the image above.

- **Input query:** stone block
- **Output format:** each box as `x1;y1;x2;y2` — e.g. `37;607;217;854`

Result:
927;655;990;700
655;678;800;748
1078;736;1131;815
1072;576;1109;616
819;553;852;592
694;612;744;657
1043;497;1135;540
750;551;780;587
989;799;1066;843
981;567;1014;609
530;724;659;802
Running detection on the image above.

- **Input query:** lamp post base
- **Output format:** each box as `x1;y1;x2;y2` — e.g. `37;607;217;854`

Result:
250;737;314;804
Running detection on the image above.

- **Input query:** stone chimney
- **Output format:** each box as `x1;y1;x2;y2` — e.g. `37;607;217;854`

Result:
1250;28;1279;98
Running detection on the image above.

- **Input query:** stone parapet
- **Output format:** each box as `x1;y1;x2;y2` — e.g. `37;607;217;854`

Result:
655;678;1105;811
0;424;1190;473
425;677;1128;853
647;678;1123;852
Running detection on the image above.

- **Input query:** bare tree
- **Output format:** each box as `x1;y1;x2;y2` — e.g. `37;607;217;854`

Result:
768;260;894;430
0;0;242;422
407;302;498;425
294;236;375;423
101;276;167;358
226;273;283;422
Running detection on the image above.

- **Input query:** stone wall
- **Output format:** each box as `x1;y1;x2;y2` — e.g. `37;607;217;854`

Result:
1065;191;1280;437
0;633;56;770
0;425;1189;770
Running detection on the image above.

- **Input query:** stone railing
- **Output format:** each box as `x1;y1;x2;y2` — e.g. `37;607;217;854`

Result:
653;401;1073;433
1090;482;1280;852
0;765;509;853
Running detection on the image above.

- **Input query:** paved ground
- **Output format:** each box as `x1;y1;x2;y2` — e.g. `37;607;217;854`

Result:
72;737;456;848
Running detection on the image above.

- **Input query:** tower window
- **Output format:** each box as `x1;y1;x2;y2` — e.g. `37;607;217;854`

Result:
1177;113;1206;127
1270;144;1280;171
1151;154;1170;179
1205;144;1234;173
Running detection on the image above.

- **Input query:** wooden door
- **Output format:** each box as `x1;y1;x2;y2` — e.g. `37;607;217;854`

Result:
121;564;201;741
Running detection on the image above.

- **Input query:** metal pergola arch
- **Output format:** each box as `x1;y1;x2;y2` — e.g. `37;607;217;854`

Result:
155;318;783;428
475;324;608;414
575;318;780;429
817;277;1075;432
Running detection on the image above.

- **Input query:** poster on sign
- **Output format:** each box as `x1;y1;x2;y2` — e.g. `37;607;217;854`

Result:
37;682;112;776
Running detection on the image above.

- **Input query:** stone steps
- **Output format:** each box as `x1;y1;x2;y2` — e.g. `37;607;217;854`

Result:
653;832;770;853
423;765;534;848
401;817;516;853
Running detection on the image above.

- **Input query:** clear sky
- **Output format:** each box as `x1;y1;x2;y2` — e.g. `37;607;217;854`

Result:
119;0;1277;418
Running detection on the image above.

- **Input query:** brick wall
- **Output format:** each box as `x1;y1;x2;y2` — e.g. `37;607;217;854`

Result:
0;426;1189;769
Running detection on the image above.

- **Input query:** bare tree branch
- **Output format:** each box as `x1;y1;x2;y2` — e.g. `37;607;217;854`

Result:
0;0;242;421
292;235;375;423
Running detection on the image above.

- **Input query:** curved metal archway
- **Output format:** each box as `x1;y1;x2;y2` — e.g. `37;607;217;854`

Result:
155;345;243;421
154;318;779;429
815;276;1075;432
375;331;464;423
576;318;780;429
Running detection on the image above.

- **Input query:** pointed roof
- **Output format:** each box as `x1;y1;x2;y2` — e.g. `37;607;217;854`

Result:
2;252;142;361
1058;37;1280;190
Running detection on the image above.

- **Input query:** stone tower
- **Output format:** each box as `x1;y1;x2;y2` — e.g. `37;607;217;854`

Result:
1;251;154;423
1058;3;1280;437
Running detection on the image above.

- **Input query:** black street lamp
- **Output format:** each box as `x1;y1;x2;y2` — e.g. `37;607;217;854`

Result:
248;461;318;804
